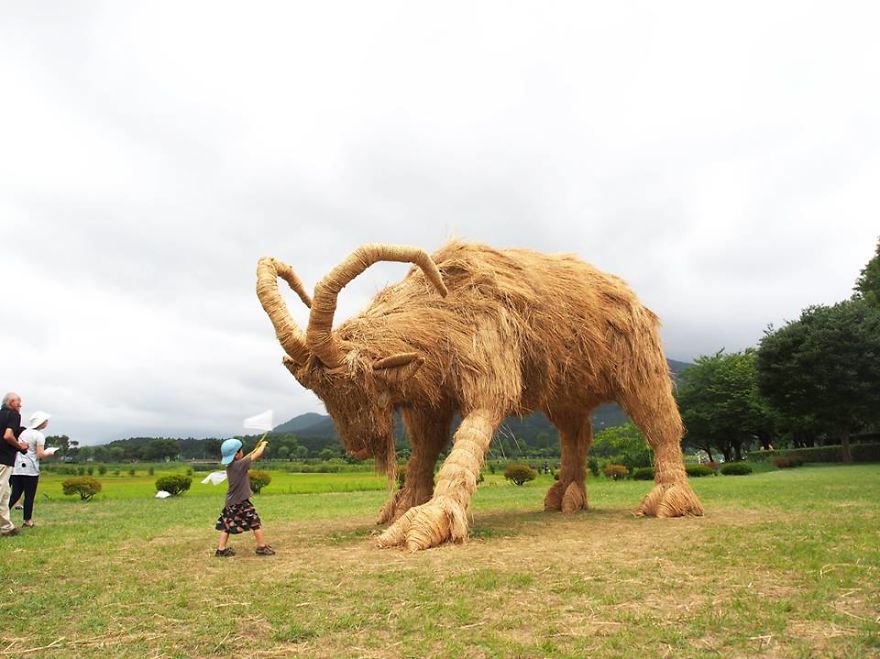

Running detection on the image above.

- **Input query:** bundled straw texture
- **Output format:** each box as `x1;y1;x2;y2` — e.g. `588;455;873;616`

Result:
257;241;703;550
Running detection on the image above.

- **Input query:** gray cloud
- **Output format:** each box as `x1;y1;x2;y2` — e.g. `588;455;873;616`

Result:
1;2;878;443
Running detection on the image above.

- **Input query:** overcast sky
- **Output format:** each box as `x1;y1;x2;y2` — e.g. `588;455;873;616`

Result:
2;2;878;444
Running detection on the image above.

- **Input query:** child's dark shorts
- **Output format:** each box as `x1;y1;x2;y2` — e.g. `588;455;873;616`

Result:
215;499;262;534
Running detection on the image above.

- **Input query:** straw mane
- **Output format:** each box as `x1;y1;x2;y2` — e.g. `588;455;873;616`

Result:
257;240;703;551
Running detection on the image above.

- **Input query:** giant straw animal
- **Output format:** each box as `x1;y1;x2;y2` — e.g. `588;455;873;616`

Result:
257;241;703;550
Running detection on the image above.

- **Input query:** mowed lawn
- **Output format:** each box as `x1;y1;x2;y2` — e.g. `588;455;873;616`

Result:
1;465;878;658
34;468;393;499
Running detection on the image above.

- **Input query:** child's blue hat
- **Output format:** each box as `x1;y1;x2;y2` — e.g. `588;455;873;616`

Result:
220;438;242;466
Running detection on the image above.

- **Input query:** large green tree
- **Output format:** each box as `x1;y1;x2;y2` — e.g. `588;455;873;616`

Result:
591;422;652;470
46;435;70;457
141;438;181;462
676;350;776;462
756;300;880;462
854;237;880;307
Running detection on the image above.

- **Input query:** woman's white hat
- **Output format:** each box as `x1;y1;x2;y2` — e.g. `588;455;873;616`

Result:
27;410;51;429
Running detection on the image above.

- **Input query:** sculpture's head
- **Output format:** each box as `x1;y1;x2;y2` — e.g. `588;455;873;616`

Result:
256;245;446;474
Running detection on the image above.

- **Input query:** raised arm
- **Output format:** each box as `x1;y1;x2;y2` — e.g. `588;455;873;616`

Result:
249;440;268;462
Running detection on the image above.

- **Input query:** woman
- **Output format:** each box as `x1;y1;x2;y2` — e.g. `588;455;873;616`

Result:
10;410;54;528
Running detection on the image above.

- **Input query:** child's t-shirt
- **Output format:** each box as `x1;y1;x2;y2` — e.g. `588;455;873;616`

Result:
225;456;253;506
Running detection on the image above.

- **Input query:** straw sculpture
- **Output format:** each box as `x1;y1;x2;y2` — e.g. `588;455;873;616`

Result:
257;241;703;551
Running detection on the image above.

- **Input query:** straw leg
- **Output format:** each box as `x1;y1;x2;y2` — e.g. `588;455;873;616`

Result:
377;407;451;524
619;377;704;518
377;409;497;551
543;409;592;513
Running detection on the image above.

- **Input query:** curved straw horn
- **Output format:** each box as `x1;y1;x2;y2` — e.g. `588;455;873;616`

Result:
256;257;313;365
307;244;448;367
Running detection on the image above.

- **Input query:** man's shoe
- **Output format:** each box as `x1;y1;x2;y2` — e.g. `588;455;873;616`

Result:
214;547;235;557
1;528;20;537
255;545;275;556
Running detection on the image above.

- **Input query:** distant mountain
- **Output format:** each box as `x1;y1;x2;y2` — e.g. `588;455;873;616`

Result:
272;358;692;449
273;412;332;435
667;358;692;374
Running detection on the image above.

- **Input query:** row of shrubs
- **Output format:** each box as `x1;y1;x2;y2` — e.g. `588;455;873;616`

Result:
594;458;759;480
618;462;754;480
60;469;273;501
746;443;880;464
502;461;756;485
46;464;197;478
772;457;804;469
189;461;369;474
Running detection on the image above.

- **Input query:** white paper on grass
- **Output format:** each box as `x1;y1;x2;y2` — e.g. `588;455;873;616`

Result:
155;490;171;499
201;471;227;485
243;409;274;433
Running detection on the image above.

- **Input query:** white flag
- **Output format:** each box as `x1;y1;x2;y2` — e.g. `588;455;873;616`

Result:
201;471;228;485
243;409;275;433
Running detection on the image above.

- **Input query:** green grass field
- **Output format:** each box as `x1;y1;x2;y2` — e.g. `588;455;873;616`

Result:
39;467;391;499
1;464;878;657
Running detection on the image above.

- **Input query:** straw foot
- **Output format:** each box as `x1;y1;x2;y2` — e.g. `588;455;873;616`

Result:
377;489;406;525
635;480;703;518
376;496;468;551
376;485;432;524
544;479;587;513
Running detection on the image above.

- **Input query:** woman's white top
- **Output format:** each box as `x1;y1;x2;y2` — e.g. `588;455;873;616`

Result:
12;428;44;476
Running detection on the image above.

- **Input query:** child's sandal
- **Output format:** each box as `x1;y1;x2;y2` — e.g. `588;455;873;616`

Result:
255;545;275;556
214;547;235;557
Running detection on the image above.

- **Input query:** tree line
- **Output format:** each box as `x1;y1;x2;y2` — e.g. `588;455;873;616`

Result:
45;239;879;467
42;433;346;463
676;238;880;462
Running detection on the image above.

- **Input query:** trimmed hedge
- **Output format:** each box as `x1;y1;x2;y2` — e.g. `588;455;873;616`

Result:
249;469;272;494
685;464;715;478
155;474;192;496
504;463;537;486
772;457;804;469
62;476;102;501
720;462;753;476
747;443;880;464
631;467;655;480
603;464;629;480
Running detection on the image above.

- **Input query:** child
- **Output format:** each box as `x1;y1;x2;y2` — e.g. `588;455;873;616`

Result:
214;437;274;557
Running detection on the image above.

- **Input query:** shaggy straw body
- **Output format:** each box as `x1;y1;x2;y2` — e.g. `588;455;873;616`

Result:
257;241;703;551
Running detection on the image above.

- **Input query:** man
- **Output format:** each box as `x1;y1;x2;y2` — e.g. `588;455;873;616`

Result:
0;392;28;537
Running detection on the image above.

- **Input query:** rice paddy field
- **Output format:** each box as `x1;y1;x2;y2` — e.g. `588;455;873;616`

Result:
1;464;878;657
